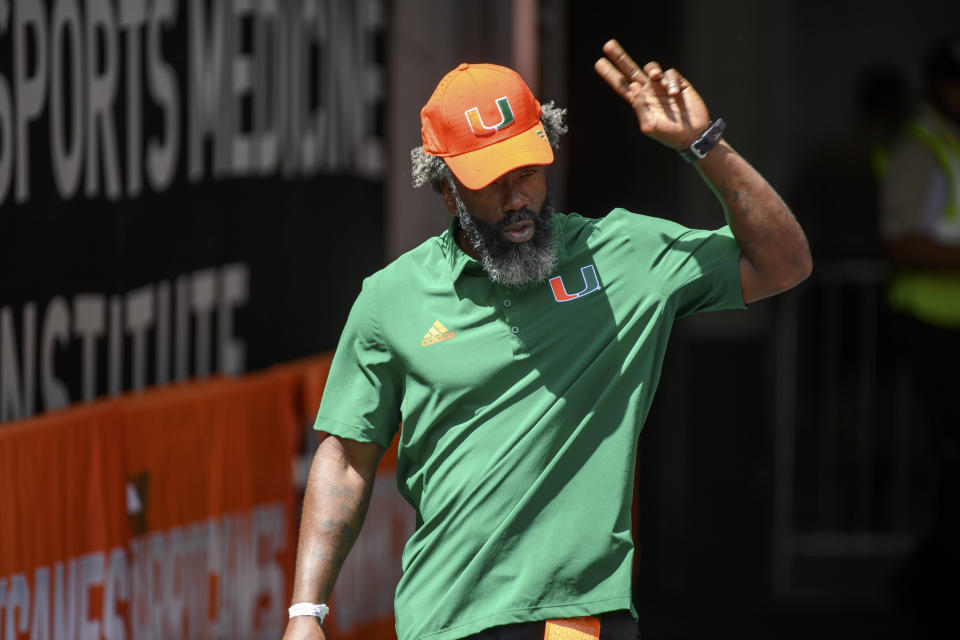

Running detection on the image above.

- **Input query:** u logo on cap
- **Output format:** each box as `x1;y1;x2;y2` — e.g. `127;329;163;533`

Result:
465;96;515;136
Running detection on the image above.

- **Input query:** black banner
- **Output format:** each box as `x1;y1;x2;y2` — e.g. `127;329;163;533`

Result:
0;0;387;422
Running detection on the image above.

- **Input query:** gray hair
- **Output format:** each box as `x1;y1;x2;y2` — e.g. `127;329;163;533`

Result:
410;101;568;193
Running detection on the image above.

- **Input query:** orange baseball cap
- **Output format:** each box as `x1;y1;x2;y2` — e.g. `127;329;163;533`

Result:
420;62;554;190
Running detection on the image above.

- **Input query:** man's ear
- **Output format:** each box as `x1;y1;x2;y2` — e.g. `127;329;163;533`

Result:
439;180;458;216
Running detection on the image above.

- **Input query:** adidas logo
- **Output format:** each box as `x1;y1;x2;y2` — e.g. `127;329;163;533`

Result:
421;320;455;346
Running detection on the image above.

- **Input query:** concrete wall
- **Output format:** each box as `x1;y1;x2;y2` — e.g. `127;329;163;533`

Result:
386;0;514;259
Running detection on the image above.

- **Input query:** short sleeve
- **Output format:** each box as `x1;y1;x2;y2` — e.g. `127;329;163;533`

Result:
315;275;402;448
659;225;746;317
607;209;745;317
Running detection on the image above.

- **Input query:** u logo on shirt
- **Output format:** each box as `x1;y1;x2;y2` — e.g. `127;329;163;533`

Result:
550;265;601;302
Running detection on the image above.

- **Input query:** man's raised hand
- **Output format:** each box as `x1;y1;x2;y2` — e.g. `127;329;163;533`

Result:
594;39;710;152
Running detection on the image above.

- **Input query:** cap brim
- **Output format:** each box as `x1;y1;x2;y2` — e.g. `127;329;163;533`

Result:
444;121;554;190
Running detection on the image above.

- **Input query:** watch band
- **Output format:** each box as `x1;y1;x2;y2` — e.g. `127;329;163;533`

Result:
679;118;727;162
288;602;329;622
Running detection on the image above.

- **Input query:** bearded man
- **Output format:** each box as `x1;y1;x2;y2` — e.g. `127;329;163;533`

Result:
283;40;811;640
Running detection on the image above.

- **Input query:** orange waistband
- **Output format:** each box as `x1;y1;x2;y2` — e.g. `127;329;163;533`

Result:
543;616;601;640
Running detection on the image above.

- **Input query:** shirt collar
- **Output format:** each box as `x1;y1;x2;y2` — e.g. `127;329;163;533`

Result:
442;217;485;279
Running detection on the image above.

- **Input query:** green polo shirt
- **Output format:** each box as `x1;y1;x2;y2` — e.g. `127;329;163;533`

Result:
316;209;745;640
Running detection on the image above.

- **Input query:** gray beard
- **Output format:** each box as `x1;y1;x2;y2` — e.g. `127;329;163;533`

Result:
451;188;558;288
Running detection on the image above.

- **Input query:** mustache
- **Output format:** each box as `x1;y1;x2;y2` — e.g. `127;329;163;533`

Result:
494;208;539;231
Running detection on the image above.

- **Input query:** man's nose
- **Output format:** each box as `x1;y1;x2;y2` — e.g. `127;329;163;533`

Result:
501;172;530;212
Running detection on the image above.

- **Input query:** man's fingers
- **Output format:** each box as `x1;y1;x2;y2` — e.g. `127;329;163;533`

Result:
661;68;688;95
643;61;663;80
602;39;648;84
597;39;695;112
594;57;635;98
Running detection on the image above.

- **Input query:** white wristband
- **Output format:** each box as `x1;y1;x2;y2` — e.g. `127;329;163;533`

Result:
288;602;329;623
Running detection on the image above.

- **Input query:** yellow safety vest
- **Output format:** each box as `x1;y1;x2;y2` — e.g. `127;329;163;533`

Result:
887;116;960;328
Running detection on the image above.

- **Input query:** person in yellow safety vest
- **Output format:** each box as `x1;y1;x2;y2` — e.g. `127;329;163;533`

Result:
881;36;960;326
880;33;960;640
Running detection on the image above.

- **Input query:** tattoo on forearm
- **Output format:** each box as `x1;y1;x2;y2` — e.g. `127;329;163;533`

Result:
319;518;337;533
329;484;357;500
312;482;371;572
718;179;755;217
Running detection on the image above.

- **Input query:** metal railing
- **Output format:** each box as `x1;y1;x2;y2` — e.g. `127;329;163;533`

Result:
772;259;929;597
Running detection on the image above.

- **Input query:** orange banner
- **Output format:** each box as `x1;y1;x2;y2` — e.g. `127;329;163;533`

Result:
0;401;128;639
0;353;412;639
0;365;306;638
